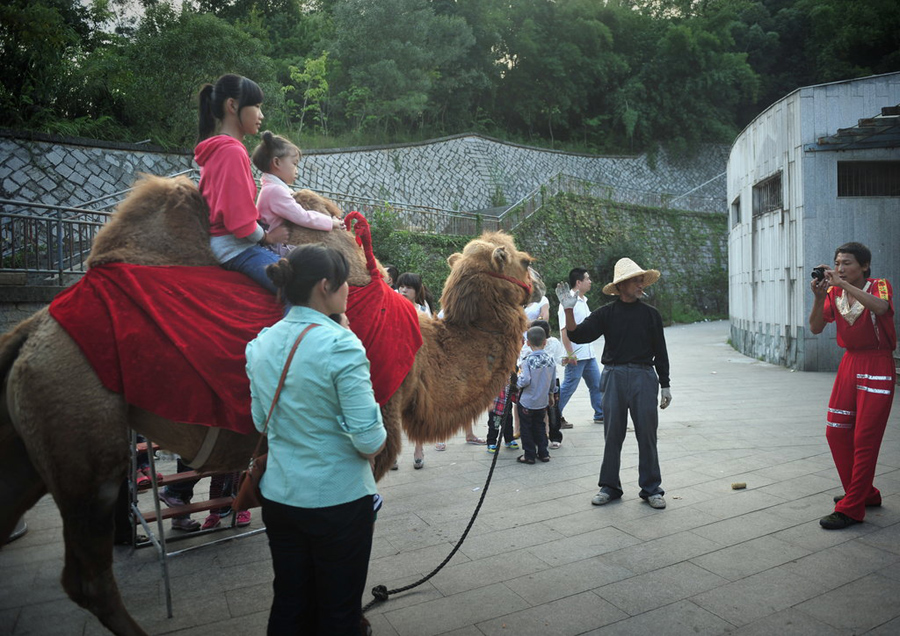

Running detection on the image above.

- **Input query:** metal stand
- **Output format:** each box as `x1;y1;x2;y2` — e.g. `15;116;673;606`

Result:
129;430;263;618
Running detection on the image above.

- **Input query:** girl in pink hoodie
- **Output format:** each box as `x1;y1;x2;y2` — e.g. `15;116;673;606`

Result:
194;74;288;292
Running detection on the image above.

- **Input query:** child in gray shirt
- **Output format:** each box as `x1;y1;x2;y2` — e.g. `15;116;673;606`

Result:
516;326;559;463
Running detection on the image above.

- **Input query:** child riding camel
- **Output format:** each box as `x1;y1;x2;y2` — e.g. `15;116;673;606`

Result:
251;131;344;256
195;74;288;292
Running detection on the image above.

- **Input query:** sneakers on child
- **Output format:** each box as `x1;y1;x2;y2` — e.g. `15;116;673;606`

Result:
505;440;519;450
201;513;222;530
235;510;252;527
135;467;163;489
159;489;187;508
487;445;498;454
171;516;200;532
549;441;561;449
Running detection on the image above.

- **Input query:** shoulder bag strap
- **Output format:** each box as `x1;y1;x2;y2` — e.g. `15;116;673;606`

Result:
248;323;319;460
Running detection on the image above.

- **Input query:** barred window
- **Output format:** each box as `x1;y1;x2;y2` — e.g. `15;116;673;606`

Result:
838;161;900;197
752;172;782;216
731;196;741;227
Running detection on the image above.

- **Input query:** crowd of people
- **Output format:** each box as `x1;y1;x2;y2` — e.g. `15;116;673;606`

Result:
150;71;894;634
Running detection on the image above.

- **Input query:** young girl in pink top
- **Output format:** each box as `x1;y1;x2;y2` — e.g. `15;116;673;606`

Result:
251;132;343;255
195;74;288;292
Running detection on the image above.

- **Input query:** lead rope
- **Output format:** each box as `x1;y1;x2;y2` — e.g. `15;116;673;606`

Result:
362;444;501;613
362;379;514;615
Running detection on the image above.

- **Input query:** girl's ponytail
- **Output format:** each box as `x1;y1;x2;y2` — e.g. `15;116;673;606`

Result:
197;83;216;142
251;131;276;172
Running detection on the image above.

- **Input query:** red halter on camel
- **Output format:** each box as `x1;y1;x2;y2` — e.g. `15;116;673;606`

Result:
342;211;422;405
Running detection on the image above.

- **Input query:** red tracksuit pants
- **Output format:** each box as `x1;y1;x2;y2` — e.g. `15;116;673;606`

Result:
826;349;896;521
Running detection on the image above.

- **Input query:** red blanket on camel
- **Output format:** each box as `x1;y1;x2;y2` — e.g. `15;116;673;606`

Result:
49;214;422;434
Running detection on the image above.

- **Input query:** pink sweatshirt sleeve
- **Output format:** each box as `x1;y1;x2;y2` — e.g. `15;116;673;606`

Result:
258;181;335;232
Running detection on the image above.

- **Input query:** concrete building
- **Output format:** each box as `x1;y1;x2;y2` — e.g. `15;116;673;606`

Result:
728;72;900;371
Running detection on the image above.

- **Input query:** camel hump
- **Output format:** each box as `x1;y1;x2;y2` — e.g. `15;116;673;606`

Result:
87;174;216;269
293;189;343;219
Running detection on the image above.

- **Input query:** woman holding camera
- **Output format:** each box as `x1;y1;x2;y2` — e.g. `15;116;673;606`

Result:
809;242;895;530
246;243;386;634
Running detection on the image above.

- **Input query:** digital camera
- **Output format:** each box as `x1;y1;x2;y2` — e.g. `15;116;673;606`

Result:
811;266;826;281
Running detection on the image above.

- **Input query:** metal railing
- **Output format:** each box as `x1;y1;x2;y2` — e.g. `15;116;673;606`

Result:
312;189;494;235
1;171;725;284
0;174;491;283
1;199;112;284
491;173;726;234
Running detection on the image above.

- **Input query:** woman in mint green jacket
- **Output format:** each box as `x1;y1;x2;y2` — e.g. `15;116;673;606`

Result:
246;243;386;635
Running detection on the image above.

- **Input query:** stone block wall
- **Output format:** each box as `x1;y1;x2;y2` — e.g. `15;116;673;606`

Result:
0;130;728;213
293;134;729;212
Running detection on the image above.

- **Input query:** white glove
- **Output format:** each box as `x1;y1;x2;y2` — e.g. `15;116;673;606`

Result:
555;282;577;309
660;388;672;410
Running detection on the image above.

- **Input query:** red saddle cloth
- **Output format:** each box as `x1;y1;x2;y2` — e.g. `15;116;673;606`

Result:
48;229;422;432
49;263;282;434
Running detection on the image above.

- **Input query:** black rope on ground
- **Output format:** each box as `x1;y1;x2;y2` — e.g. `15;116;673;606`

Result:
362;443;502;614
363;376;515;615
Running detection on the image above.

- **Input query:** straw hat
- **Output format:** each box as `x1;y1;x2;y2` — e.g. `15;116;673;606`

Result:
602;258;660;295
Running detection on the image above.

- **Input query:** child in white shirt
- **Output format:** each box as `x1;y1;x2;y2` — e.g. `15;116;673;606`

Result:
251;132;343;254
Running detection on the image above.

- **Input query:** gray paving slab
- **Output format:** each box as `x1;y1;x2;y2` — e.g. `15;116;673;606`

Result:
2;320;899;635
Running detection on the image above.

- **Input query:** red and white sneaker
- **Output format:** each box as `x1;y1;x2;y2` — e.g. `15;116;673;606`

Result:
201;513;222;530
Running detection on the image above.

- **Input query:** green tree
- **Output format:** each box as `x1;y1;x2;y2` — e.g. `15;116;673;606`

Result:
0;0;107;129
286;52;330;135
114;4;278;147
797;0;900;82
497;0;631;147
630;6;759;154
330;0;474;133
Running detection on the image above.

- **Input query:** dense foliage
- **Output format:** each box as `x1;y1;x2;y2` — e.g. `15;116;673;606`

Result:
369;192;728;326
2;0;897;154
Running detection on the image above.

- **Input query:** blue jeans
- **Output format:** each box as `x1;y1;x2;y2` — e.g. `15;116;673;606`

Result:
558;358;604;420
222;245;280;294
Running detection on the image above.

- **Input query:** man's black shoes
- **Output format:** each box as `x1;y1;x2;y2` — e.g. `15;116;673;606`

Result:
819;512;861;530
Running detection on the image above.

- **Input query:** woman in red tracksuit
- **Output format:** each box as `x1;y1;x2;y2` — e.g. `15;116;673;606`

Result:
809;242;896;530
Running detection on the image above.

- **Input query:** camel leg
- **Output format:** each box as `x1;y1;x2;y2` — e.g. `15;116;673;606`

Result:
56;477;148;636
22;406;147;636
0;432;46;543
374;398;403;481
10;320;148;635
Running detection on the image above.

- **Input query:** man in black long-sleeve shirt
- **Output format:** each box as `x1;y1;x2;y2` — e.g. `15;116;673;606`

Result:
557;258;672;510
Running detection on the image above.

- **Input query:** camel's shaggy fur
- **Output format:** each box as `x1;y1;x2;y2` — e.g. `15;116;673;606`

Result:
285;189;387;286
88;175;216;268
0;174;530;635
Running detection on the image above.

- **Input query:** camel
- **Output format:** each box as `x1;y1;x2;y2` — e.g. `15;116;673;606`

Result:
0;174;531;636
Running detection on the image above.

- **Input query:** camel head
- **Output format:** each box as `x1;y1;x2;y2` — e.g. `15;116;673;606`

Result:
440;231;533;325
285;189;386;287
87;174;216;268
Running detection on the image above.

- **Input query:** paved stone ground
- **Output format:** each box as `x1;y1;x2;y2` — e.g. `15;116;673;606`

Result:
2;320;899;635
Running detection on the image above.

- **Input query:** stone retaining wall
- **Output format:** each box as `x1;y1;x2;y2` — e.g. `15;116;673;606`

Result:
0;130;727;213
